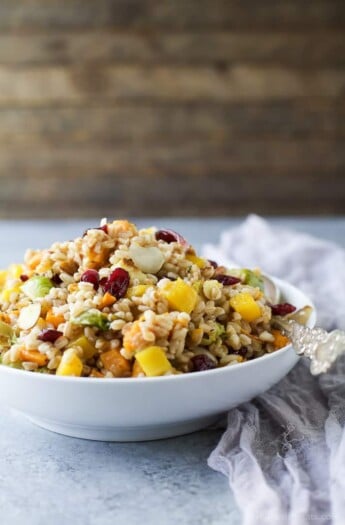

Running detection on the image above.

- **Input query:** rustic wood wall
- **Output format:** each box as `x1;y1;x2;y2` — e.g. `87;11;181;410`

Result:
0;0;344;218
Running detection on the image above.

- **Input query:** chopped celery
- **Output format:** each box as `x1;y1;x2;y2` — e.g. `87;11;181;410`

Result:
201;322;225;346
21;276;54;299
36;366;50;374
72;309;110;331
242;269;264;292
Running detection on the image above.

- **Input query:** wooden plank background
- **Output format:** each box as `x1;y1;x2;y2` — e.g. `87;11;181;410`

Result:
0;0;344;218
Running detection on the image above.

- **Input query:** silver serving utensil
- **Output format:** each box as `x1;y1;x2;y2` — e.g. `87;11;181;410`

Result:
273;306;345;375
231;270;344;375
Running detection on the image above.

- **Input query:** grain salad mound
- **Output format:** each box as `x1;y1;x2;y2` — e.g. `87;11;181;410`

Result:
0;219;296;378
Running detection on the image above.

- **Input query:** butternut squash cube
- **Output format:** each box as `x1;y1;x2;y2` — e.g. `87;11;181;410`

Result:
161;279;197;314
135;346;172;377
230;293;261;322
56;348;83;377
100;349;131;377
186;254;206;268
272;329;290;350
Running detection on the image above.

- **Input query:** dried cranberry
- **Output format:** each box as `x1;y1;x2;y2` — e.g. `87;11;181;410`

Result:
102;268;130;299
51;274;62;285
81;269;99;290
155;229;188;246
214;274;241;286
271;303;296;316
20;274;29;282
155;229;178;243
236;347;249;358
38;329;63;343
191;354;217;372
208;260;218;269
99;277;108;287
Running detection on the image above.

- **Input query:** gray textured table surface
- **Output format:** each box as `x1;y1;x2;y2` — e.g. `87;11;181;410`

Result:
1;217;344;525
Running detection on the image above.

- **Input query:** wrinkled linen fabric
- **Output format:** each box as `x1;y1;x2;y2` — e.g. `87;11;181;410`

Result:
202;216;345;525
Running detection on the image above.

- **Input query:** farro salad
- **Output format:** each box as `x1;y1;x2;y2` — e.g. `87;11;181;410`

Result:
0;219;296;378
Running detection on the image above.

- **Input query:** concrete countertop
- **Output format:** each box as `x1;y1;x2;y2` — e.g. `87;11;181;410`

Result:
0;217;344;525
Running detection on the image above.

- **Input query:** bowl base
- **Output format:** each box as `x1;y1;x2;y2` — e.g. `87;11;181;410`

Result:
25;413;223;441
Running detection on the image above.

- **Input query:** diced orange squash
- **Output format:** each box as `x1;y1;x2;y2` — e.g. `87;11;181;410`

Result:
230;293;262;322
85;247;110;269
272;329;290;349
70;335;97;360
19;349;48;367
100;292;116;308
88;249;105;264
100;349;131;377
135;346;172;377
46;309;65;328
132;360;145;377
56;348;83;376
161;278;197;314
186;254;206;268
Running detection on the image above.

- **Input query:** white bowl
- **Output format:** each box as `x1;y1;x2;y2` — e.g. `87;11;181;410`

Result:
0;277;316;441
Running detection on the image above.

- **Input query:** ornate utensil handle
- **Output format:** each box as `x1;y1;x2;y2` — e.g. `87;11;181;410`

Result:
274;318;345;375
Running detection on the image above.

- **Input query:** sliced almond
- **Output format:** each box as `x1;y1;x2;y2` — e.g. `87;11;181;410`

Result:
129;245;164;274
18;303;41;330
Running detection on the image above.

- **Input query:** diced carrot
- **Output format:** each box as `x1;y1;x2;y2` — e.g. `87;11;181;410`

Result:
19;349;48;366
272;329;290;349
100;292;116;309
46;309;65;328
100;349;131;377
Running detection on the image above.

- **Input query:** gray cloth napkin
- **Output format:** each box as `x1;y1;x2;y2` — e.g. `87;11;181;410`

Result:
202;216;345;525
